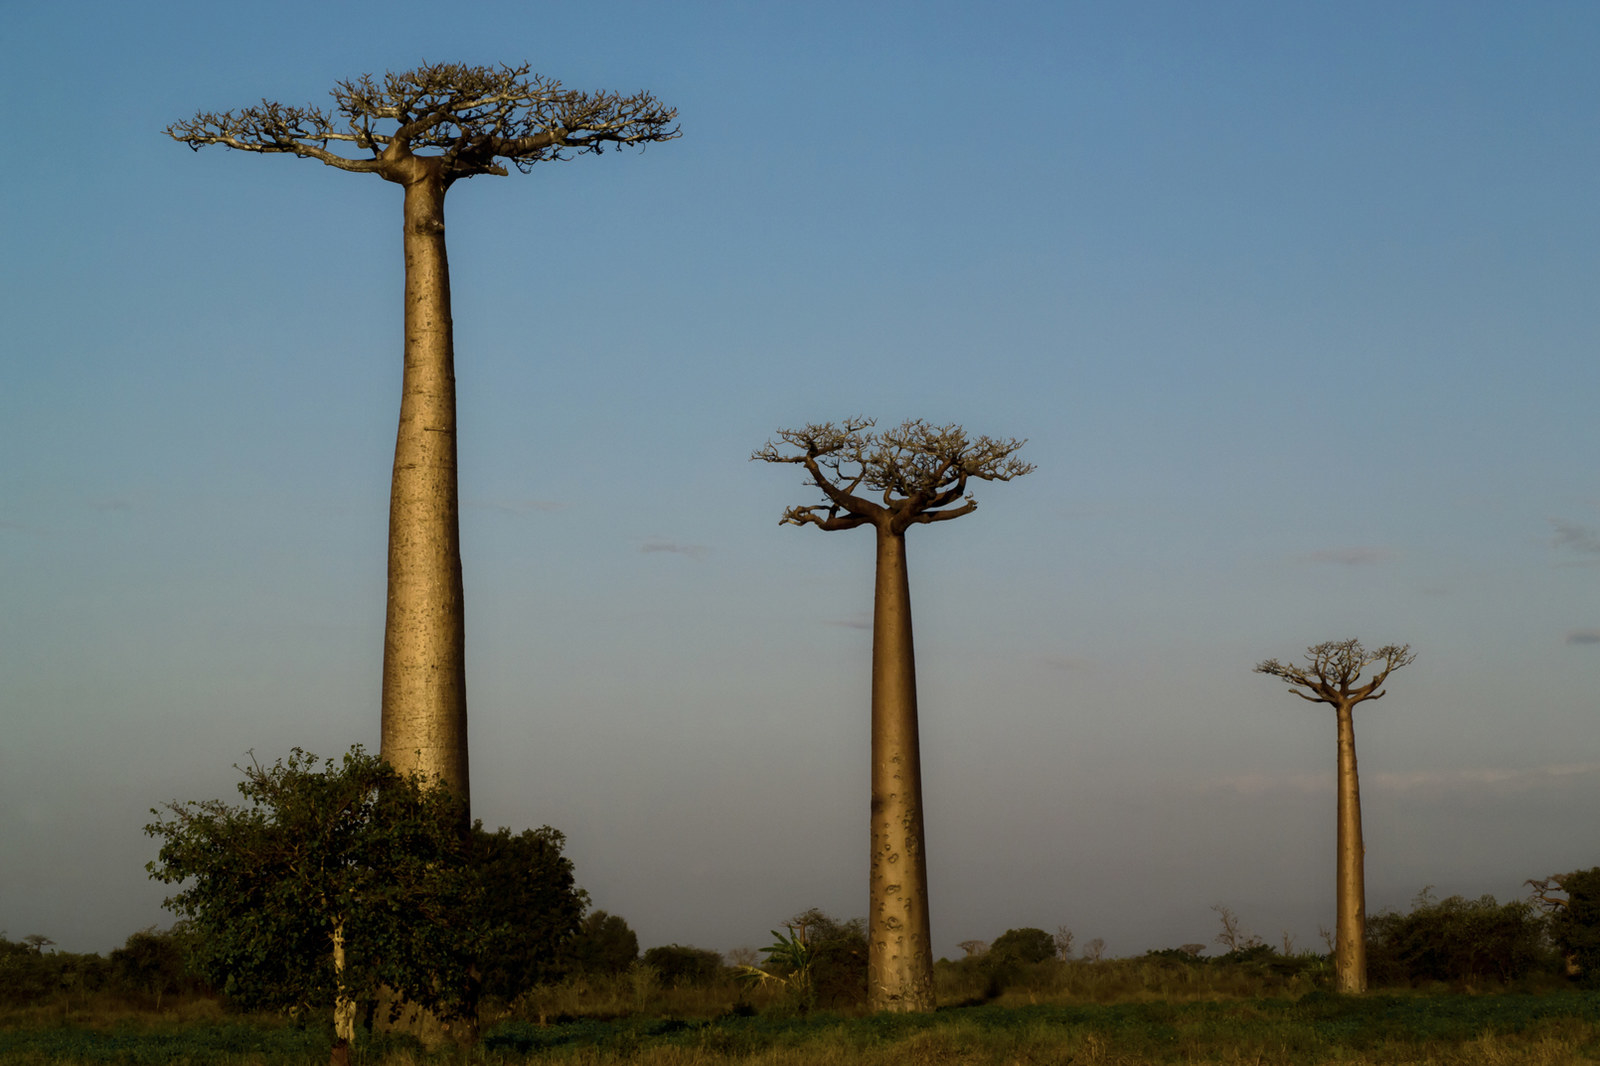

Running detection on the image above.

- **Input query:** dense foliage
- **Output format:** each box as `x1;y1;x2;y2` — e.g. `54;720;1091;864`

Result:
0;927;209;1009
471;825;586;1001
1533;866;1600;986
641;945;724;987
563;910;639;975
143;746;587;1038
1367;889;1550;986
146;748;480;1026
990;927;1056;965
790;909;868;1008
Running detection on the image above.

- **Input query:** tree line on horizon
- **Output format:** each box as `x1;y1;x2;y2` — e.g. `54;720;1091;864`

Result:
9;871;1600;1019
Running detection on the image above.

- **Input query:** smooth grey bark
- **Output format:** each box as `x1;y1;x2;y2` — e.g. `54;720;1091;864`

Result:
379;164;469;799
1254;640;1412;995
166;65;677;810
868;528;935;1011
752;419;1031;1013
1334;701;1366;993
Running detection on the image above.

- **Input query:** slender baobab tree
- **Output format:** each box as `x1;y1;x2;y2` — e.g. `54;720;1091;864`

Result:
1255;639;1415;993
753;419;1032;1011
167;64;678;801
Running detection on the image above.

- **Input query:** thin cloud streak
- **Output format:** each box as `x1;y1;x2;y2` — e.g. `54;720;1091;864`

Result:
472;498;568;515
1298;546;1392;566
640;539;709;560
1206;763;1600;797
1566;630;1600;646
1552;519;1600;560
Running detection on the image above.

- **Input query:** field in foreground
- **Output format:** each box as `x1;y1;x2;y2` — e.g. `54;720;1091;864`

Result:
4;993;1600;1065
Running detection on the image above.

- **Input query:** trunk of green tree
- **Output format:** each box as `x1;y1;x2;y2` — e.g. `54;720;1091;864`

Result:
1334;701;1367;993
867;528;935;1012
331;918;355;1066
379;166;469;802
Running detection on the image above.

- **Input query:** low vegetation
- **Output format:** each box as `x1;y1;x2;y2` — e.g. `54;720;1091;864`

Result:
6;892;1600;1065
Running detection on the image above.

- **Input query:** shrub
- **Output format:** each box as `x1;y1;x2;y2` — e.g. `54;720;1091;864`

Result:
791;910;867;1008
1367;889;1550;986
1531;867;1600;986
564;910;639;976
108;925;207;1007
641;945;723;987
470;825;586;1000
990;928;1055;965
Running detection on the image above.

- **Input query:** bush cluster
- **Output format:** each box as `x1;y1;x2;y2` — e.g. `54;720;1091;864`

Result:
1367;890;1550;987
0;927;211;1009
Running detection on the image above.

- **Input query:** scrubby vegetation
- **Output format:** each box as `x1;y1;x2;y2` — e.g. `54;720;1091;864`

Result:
9;882;1600;1063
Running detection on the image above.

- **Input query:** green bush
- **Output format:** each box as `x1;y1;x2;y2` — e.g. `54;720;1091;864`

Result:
0;935;112;1006
108;925;208;1006
470;824;586;1000
990;927;1055;965
641;945;724;987
1534;867;1600;987
1367;889;1551;986
564;910;639;976
790;910;867;1008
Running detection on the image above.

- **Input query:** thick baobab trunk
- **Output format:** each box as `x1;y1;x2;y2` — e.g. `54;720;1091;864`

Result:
1334;702;1366;993
867;527;935;1012
379;170;470;802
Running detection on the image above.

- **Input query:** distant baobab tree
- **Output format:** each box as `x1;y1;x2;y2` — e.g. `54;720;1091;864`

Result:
167;63;678;800
753;418;1032;1012
1255;639;1415;993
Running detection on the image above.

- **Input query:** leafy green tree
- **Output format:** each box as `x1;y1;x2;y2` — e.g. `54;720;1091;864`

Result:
167;64;678;801
1530;868;1600;985
470;826;586;1001
754;420;1032;1011
109;925;203;1008
990;927;1056;965
146;747;480;1063
564;910;639;975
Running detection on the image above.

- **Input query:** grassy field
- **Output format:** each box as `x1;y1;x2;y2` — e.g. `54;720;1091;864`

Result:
4;988;1600;1064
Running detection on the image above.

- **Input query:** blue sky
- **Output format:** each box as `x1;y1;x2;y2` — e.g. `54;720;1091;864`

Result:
3;0;1598;960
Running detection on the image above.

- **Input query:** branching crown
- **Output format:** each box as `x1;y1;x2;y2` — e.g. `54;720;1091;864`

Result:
752;418;1033;534
166;61;679;183
1255;639;1416;707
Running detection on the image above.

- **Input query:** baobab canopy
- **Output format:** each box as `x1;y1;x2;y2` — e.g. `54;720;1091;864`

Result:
165;61;679;183
752;418;1034;534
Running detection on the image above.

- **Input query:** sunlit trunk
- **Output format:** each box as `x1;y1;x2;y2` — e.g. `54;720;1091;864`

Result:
867;527;935;1012
332;919;355;1066
1334;702;1367;993
379;171;470;802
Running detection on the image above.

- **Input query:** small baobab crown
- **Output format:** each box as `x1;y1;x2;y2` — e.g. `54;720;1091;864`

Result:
1255;639;1416;706
751;418;1033;534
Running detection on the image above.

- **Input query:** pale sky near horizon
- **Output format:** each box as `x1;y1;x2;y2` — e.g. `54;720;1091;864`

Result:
3;1;1598;962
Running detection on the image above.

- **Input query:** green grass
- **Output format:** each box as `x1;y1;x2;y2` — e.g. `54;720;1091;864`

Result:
5;992;1600;1064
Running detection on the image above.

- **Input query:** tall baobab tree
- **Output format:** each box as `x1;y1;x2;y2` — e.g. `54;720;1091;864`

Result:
753;418;1032;1011
1255;639;1415;994
168;64;678;801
